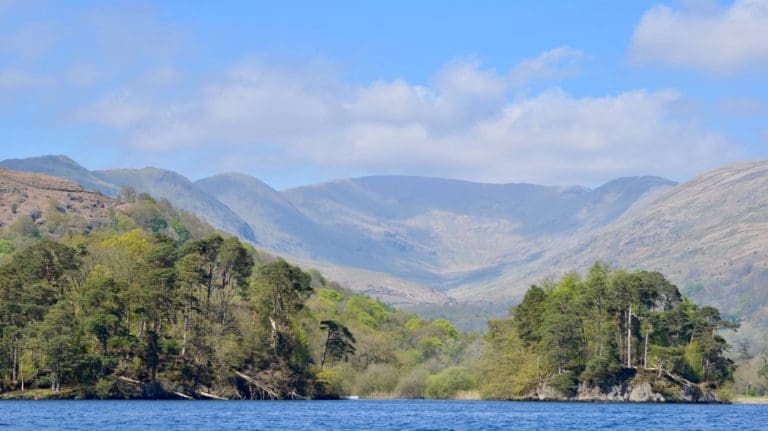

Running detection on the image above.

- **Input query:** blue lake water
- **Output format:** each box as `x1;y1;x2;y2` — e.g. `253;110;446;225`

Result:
1;399;766;430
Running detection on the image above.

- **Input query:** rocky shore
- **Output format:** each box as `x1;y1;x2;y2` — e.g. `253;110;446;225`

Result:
526;369;723;403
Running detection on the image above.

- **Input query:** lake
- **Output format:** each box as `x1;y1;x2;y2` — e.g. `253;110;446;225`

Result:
1;400;766;430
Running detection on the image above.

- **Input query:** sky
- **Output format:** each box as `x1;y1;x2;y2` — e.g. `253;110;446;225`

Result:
1;0;767;189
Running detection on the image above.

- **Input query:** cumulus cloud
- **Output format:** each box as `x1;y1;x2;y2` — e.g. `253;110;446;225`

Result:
76;49;740;185
630;0;768;73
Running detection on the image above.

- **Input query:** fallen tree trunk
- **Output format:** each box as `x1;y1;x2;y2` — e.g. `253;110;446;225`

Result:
172;391;194;400
645;367;697;387
197;391;227;400
116;376;141;385
232;369;281;400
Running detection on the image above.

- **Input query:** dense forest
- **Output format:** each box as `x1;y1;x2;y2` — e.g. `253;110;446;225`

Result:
480;263;740;400
0;190;480;399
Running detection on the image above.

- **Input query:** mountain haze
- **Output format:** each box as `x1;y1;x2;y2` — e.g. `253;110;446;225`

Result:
92;168;257;243
280;175;676;288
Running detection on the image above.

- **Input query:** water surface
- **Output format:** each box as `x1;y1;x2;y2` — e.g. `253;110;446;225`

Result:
1;399;766;430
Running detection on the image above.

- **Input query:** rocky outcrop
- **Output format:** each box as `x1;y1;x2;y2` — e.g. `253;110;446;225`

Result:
528;370;723;403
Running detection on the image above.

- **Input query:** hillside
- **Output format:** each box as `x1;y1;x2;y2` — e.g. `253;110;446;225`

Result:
0;167;113;234
281;175;676;289
93;168;257;243
0;155;120;196
194;173;321;256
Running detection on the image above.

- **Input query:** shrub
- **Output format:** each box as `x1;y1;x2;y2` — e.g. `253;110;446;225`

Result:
424;366;475;399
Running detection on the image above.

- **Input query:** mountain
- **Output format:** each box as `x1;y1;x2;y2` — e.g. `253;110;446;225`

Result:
194;173;318;255
0;155;120;196
279;175;676;288
94;168;257;242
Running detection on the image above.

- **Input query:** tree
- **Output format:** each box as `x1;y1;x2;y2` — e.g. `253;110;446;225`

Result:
320;320;356;368
513;285;546;347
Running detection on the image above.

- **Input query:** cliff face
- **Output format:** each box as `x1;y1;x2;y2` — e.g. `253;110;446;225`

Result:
529;370;722;403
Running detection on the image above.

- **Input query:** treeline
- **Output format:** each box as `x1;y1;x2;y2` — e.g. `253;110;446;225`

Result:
480;263;738;399
0;191;481;399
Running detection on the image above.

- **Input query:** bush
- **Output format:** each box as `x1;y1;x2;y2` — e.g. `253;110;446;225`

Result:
549;370;578;398
395;368;429;398
0;239;14;255
353;363;398;395
424;366;475;399
314;369;344;399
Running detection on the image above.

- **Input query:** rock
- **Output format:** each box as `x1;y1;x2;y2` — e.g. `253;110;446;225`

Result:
530;370;721;403
628;382;664;402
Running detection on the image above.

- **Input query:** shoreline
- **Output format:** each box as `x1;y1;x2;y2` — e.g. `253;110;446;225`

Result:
732;396;768;404
1;390;737;404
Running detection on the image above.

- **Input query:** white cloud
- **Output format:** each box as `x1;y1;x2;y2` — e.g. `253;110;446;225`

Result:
74;90;154;128
509;46;584;86
77;49;741;185
630;0;768;73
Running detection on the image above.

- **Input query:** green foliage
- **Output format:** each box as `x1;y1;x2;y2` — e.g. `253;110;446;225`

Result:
343;295;389;328
0;190;486;400
318;288;344;303
424;366;475;399
0;240;14;255
549;370;578;397
320;320;356;368
480;264;738;399
314;368;344;398
479;319;541;399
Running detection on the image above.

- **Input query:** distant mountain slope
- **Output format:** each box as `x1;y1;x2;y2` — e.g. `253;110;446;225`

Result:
0;155;120;196
449;159;768;342
0;167;113;231
280;175;676;288
284;175;676;235
94;168;257;242
195;173;315;254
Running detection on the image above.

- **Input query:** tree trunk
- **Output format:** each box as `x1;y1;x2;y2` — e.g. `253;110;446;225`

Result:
643;327;649;369
321;330;331;369
597;301;603;360
181;304;190;357
626;305;632;368
11;346;17;382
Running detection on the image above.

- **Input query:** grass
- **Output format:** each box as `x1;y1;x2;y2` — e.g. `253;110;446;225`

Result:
0;387;77;400
732;395;768;404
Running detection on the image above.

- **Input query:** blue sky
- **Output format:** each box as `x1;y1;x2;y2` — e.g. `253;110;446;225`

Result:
1;0;767;189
